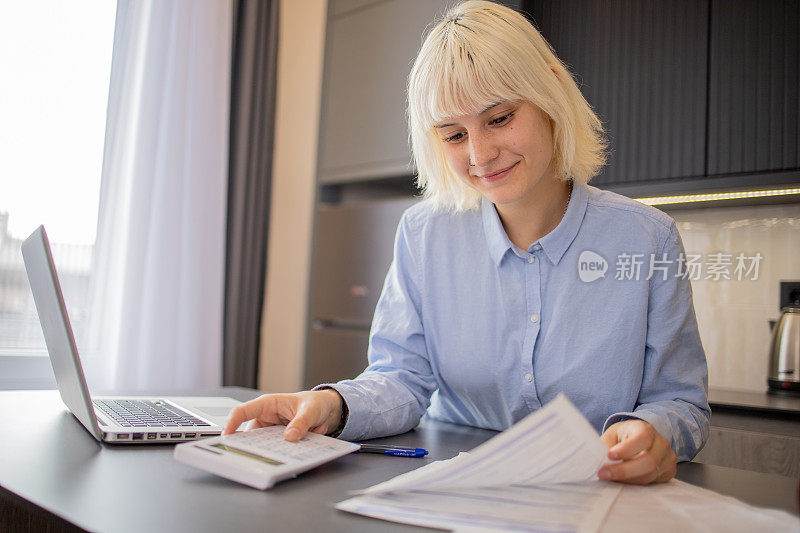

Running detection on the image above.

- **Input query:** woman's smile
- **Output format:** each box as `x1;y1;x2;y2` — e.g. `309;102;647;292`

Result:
476;162;519;183
436;101;558;214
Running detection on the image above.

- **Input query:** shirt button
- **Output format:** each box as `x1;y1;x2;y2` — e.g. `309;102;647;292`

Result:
530;314;539;323
528;256;535;263
524;373;533;382
532;244;541;251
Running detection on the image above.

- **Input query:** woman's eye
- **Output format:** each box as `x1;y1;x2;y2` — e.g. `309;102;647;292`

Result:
443;132;465;143
490;112;513;125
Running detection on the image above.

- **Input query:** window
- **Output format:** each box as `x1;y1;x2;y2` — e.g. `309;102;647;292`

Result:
0;1;117;388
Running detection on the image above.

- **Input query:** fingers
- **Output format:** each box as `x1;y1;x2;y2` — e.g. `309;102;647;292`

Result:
223;394;297;435
223;395;275;435
599;450;659;484
284;403;314;442
598;419;677;485
607;422;654;461
606;446;677;485
250;419;268;430
222;390;342;442
655;447;678;483
283;390;342;441
599;426;619;449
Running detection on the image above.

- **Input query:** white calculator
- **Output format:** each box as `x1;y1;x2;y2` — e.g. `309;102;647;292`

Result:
174;426;360;489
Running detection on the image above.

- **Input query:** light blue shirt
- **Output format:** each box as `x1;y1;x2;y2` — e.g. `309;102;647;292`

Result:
320;183;710;461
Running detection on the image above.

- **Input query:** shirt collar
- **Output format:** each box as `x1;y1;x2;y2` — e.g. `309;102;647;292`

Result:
481;181;588;266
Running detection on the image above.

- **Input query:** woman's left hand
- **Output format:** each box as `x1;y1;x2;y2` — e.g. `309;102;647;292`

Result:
597;419;677;484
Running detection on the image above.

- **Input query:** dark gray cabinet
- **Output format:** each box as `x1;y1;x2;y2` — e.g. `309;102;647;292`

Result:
318;0;798;195
696;426;800;478
527;0;800;194
304;198;418;389
529;0;709;186
707;0;800;175
318;0;522;185
318;0;452;184
696;407;800;478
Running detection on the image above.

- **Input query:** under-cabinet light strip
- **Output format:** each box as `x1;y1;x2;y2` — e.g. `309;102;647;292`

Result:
635;186;800;206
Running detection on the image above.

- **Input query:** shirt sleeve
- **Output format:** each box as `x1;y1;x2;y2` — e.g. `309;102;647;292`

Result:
313;211;438;441
603;221;711;462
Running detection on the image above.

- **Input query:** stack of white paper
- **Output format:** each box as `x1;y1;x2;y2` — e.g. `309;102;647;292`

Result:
337;394;622;532
604;479;800;533
337;394;800;532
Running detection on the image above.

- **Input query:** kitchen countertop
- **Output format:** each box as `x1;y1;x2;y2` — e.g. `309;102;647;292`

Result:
2;389;798;532
709;387;800;415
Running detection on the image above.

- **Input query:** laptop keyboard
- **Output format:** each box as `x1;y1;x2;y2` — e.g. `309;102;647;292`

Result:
93;399;211;428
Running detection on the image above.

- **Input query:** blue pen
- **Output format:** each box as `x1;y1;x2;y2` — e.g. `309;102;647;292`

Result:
357;444;429;457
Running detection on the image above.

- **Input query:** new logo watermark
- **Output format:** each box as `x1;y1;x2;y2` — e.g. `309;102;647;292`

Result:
578;251;608;282
578;251;763;282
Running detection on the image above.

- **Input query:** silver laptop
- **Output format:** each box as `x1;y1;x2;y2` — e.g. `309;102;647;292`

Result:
21;225;242;444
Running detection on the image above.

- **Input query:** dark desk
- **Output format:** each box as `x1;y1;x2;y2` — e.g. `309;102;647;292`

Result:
709;387;800;415
1;389;798;532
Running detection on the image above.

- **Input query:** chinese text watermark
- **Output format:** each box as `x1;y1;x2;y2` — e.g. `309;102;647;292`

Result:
578;251;763;282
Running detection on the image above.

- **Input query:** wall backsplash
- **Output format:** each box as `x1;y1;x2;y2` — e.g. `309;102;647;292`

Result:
663;202;800;392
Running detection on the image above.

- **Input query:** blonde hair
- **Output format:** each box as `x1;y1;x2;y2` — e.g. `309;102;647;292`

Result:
408;0;608;211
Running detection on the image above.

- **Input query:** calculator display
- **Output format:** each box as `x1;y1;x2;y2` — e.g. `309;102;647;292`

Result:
212;444;284;466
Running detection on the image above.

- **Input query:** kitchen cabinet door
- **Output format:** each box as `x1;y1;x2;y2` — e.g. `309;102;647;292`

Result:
318;0;451;184
696;426;800;478
318;0;522;184
308;198;417;323
696;407;800;477
528;0;709;187
305;327;370;389
707;0;800;176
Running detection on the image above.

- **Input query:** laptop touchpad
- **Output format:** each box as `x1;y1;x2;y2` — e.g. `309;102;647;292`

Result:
195;406;235;418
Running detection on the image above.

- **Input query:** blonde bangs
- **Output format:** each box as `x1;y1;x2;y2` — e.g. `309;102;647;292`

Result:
407;1;608;212
410;13;535;132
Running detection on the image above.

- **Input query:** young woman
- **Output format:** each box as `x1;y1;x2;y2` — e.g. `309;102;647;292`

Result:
225;0;709;485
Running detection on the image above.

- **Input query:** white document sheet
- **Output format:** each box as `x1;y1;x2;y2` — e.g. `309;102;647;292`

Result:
357;394;614;496
338;394;622;532
338;453;620;532
337;393;800;532
603;479;800;533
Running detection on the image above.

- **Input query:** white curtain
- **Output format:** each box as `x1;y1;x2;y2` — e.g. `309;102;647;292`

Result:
84;0;232;391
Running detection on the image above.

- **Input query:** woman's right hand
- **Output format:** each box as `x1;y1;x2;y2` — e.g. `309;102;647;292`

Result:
222;389;344;442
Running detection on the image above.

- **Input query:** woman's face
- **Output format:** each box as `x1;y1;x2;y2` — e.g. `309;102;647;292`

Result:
434;100;557;212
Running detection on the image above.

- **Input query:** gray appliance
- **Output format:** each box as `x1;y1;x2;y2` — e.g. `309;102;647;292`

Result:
768;306;800;393
304;197;419;389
